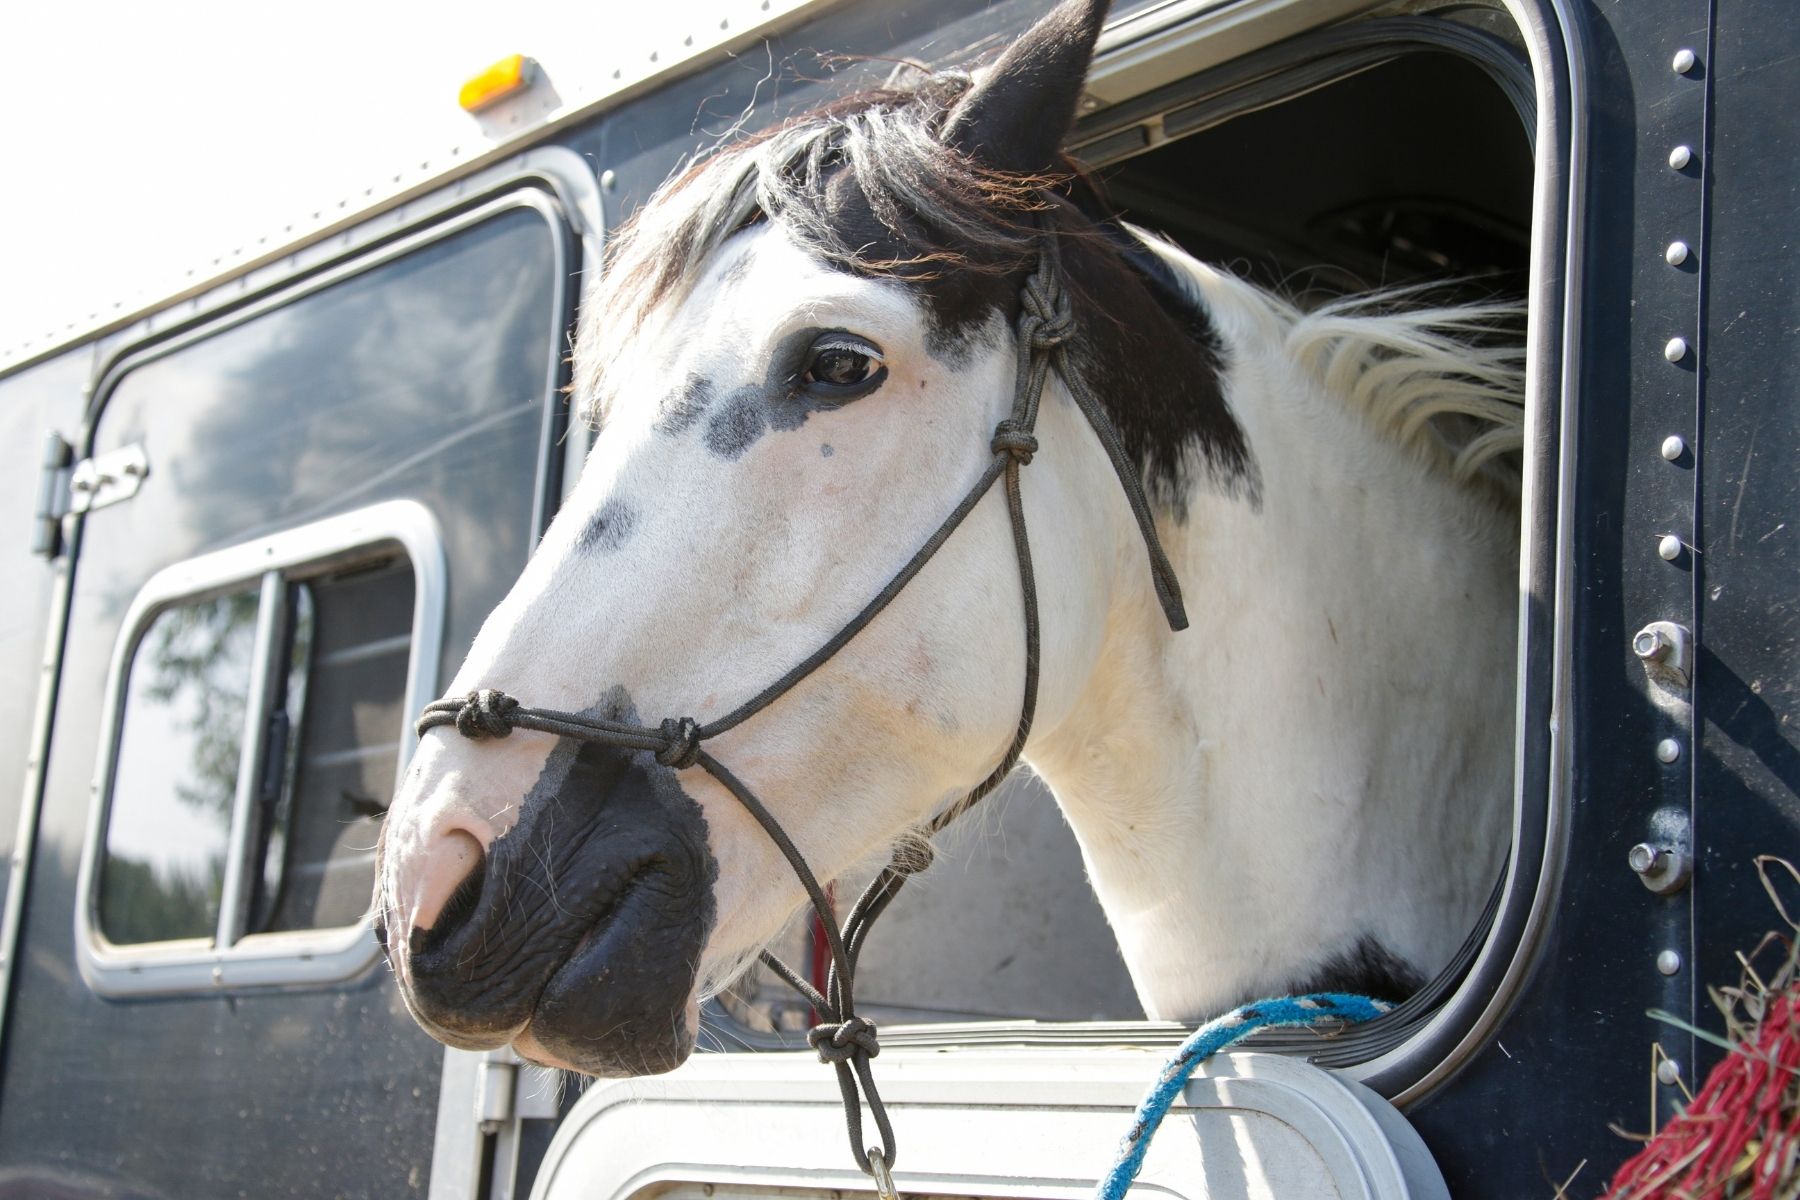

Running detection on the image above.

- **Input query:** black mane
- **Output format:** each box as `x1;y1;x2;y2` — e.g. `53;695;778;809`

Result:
583;66;1258;515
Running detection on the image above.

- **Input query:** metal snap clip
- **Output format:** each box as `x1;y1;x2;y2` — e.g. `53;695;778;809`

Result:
868;1148;902;1200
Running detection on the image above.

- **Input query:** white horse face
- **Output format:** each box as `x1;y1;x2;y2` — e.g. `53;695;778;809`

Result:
379;220;1075;1073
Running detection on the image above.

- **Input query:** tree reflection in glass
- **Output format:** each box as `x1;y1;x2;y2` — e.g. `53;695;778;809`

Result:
98;589;259;945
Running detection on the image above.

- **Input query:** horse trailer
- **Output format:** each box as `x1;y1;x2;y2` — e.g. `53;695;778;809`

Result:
0;0;1793;1197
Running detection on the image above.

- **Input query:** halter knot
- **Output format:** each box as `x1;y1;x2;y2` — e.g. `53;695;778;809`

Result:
655;716;703;769
808;1016;880;1064
991;420;1038;464
1020;264;1075;349
890;840;935;876
455;689;519;739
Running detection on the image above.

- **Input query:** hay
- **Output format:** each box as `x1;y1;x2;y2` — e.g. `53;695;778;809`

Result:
1606;856;1800;1200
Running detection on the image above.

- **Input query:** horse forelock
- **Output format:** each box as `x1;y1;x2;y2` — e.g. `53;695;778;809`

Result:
570;67;1258;515
575;72;1044;419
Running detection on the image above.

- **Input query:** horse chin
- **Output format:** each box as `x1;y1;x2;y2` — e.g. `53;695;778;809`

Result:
503;876;706;1077
513;996;701;1077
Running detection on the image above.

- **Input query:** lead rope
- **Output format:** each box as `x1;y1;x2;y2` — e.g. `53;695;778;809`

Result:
1093;994;1393;1200
417;225;1188;1196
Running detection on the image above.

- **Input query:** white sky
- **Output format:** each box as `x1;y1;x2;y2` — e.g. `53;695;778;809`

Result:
0;0;737;360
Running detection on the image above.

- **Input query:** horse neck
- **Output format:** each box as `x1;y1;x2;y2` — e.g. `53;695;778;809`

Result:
1024;285;1517;1022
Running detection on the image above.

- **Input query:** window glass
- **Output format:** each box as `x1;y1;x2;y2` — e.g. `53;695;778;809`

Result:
252;558;414;934
98;589;260;945
100;548;418;948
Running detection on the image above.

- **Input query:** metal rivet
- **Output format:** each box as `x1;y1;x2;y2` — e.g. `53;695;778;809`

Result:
1665;240;1689;266
1634;629;1673;662
1656;737;1683;763
1664;336;1689;362
1669;145;1693;170
1658;534;1683;561
1661;435;1686;461
1672;48;1697;74
1629;838;1692;894
1657;1058;1683;1085
212;966;226;985
1656;949;1682;976
600;169;617;192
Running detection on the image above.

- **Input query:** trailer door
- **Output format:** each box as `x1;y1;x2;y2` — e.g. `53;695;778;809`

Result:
0;175;583;1197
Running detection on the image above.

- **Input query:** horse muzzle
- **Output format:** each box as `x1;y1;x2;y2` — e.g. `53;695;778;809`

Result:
380;736;717;1077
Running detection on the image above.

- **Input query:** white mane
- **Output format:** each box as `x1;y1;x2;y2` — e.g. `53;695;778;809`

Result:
1132;229;1527;497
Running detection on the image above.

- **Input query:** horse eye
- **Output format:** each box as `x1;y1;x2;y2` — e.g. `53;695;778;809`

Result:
801;338;885;395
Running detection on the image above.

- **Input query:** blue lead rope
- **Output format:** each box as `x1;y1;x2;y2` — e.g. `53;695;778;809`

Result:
1093;993;1394;1200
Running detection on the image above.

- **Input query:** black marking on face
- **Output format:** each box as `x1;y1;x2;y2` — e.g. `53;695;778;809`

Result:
704;385;769;460
820;443;834;458
402;686;718;1077
924;308;1005;369
700;326;884;460
817;164;1020;364
655;376;715;437
1290;935;1425;1003
579;497;639;554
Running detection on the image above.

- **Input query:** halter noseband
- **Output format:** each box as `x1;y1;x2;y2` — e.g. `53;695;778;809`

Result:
416;226;1188;1191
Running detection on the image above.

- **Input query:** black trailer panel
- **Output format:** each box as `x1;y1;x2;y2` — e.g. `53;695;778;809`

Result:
1691;0;1800;1049
0;200;573;1197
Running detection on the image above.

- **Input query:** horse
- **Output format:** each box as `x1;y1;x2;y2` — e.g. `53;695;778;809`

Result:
374;0;1521;1091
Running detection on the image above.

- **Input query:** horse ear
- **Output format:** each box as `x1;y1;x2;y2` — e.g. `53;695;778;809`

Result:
941;0;1109;177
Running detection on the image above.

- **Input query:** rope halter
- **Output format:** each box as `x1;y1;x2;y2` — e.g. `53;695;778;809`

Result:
415;223;1188;1189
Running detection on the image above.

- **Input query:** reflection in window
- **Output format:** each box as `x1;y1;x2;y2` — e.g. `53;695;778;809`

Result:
99;590;260;945
99;551;415;949
251;559;413;934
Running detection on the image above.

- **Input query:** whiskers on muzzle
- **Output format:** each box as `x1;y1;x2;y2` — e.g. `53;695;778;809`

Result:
381;737;719;1076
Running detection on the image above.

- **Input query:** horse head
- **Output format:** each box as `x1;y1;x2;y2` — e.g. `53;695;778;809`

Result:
376;0;1518;1085
374;0;1251;1076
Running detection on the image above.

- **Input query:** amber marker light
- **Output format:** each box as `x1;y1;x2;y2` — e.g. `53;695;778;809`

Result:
458;55;536;113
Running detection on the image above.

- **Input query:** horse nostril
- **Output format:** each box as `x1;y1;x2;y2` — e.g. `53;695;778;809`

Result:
406;829;488;955
431;856;487;943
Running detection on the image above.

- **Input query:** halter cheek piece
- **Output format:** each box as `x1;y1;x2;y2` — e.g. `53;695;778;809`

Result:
417;227;1188;1187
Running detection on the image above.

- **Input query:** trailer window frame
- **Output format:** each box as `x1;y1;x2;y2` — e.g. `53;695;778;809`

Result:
74;500;446;996
682;0;1579;1108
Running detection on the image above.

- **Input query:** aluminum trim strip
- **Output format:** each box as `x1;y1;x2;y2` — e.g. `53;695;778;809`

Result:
213;569;287;949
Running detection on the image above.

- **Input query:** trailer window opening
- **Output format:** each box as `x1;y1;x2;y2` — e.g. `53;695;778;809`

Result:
710;13;1542;1065
251;560;415;936
76;500;446;995
96;548;415;952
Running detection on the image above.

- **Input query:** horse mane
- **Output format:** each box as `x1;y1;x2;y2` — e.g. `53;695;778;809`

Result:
1131;231;1527;499
577;63;1522;508
575;68;1052;425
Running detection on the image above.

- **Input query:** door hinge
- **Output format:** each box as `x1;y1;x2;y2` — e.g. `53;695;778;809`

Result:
69;443;150;516
31;432;74;559
35;439;150;559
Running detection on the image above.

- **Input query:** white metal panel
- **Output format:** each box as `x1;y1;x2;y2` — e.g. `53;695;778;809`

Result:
531;1050;1448;1200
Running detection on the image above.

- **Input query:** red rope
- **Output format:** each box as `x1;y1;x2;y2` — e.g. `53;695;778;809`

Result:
1606;985;1800;1199
808;882;837;1025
